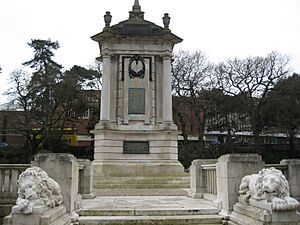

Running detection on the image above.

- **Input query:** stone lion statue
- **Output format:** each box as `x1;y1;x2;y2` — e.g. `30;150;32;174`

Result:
16;167;63;214
239;167;299;211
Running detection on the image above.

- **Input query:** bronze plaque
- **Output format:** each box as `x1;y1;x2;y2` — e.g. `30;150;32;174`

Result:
123;141;149;154
128;88;145;114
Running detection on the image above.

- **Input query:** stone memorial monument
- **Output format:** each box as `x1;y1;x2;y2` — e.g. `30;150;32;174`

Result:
91;0;187;193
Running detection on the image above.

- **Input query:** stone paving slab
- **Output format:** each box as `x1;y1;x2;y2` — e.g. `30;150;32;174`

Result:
81;196;218;212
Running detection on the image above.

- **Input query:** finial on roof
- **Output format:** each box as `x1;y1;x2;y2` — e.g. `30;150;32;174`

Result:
104;11;112;28
129;0;144;19
162;13;170;30
133;0;141;10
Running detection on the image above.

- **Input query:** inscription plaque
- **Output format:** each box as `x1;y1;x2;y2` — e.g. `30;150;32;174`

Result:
128;88;145;114
123;141;149;154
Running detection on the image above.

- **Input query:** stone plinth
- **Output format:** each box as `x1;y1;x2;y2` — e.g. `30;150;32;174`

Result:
32;154;80;214
280;159;300;201
77;159;95;199
216;154;265;214
93;129;179;161
230;199;299;225
3;205;71;225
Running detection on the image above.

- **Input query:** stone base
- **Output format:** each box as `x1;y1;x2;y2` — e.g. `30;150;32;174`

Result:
4;205;71;225
92;129;180;161
92;160;189;195
229;200;299;225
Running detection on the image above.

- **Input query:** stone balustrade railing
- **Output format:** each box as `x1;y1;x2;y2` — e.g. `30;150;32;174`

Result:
0;164;30;204
202;164;217;195
190;155;300;214
189;159;292;201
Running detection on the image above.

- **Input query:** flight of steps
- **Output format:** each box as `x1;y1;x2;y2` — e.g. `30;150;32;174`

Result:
78;207;224;225
93;175;190;196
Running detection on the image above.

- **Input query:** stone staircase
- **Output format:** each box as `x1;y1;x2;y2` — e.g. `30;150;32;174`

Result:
93;175;190;196
78;196;224;225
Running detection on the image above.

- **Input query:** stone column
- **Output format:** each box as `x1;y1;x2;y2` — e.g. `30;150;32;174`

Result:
162;53;173;123
280;159;300;201
100;52;111;122
216;153;264;214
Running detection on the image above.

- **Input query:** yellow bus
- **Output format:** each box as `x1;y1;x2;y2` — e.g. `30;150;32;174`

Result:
32;128;78;146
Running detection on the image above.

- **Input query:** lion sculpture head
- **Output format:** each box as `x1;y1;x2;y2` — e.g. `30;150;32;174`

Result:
239;167;299;211
16;167;63;214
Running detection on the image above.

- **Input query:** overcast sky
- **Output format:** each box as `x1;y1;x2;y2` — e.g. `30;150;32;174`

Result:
0;0;300;104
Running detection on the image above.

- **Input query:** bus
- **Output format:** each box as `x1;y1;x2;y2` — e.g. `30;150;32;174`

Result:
32;127;78;146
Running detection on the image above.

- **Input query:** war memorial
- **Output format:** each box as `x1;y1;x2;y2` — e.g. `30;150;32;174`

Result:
1;1;300;225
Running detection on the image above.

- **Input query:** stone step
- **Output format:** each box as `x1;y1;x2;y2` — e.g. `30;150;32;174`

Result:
93;176;189;185
80;207;220;216
78;214;223;225
92;188;188;196
94;183;189;189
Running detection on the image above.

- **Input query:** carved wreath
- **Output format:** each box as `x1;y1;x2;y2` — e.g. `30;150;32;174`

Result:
128;55;145;79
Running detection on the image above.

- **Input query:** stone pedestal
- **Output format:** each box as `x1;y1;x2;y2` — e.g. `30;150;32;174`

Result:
32;154;80;214
280;159;300;201
230;198;299;225
77;159;95;199
3;205;71;225
216;154;265;214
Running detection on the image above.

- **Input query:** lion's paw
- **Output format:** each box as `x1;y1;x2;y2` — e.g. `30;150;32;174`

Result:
284;197;300;210
272;197;286;210
17;199;29;211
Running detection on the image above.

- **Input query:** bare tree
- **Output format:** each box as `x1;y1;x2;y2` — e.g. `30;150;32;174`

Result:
87;60;103;90
6;68;40;160
172;50;213;150
172;50;213;97
214;51;290;145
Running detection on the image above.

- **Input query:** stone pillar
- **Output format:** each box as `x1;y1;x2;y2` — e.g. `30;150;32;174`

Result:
188;159;218;198
162;54;173;123
216;153;264;214
280;159;300;201
31;154;79;214
100;52;111;122
77;159;95;199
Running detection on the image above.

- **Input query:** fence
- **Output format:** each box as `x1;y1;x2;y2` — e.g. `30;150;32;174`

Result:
202;164;217;195
0;164;30;204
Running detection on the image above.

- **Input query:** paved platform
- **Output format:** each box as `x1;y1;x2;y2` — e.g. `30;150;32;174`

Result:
79;196;223;224
80;196;219;214
78;196;223;225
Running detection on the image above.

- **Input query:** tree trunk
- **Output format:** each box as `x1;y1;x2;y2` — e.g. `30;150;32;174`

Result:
287;129;295;157
225;114;233;146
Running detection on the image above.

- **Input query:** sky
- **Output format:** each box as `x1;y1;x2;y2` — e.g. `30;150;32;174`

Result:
0;0;300;104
